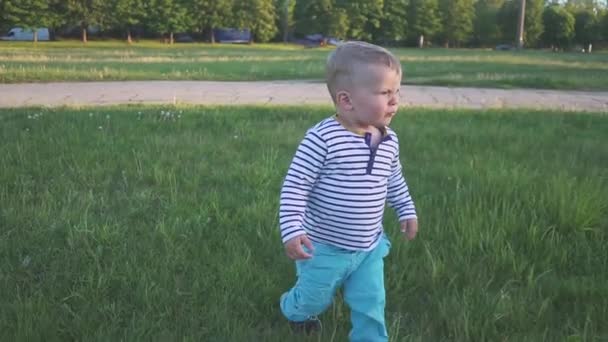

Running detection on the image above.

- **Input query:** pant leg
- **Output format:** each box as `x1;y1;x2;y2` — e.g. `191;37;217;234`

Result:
343;235;391;342
280;241;351;322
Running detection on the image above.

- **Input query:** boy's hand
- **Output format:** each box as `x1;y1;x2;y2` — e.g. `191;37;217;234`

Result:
284;234;315;260
400;218;418;240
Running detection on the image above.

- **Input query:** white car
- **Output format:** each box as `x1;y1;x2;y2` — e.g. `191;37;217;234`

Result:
1;27;50;41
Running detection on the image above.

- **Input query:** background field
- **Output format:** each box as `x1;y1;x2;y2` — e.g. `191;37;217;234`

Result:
1;41;608;90
1;106;606;341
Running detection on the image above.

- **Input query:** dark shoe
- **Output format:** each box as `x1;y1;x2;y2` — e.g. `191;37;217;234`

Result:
289;316;322;335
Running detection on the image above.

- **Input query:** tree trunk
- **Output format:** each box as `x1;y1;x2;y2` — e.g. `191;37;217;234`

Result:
282;0;289;42
210;27;215;44
282;18;288;43
33;30;38;43
516;0;526;49
127;29;133;44
82;26;88;43
170;32;174;45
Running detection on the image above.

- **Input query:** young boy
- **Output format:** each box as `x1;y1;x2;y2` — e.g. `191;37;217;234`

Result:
278;41;418;342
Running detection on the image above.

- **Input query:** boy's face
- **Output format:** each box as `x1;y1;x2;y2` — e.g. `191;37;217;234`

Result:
342;65;402;128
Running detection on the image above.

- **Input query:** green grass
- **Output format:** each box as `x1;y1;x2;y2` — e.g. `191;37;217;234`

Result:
1;40;608;90
1;105;607;341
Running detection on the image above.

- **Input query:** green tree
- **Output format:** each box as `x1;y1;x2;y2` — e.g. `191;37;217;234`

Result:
438;0;475;47
542;4;576;49
565;0;603;10
2;0;58;42
603;9;608;43
473;0;506;46
572;8;601;46
66;0;108;43
376;0;409;43
326;6;350;39
294;0;333;37
231;0;277;43
253;0;279;42
146;0;190;44
408;0;442;46
0;1;4;32
345;0;384;41
190;0;231;43
498;0;544;47
294;0;368;40
276;0;296;42
111;0;146;44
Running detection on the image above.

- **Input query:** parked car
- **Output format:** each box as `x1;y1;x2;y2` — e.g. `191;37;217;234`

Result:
175;33;194;43
495;44;515;51
214;28;251;43
0;27;50;41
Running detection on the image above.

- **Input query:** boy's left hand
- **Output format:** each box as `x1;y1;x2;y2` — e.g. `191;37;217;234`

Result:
400;218;418;240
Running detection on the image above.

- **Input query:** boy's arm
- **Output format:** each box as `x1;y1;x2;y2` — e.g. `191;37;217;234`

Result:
386;142;417;222
279;130;327;244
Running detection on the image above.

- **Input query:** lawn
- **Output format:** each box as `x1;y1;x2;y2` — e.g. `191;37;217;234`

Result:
1;41;608;90
0;105;607;341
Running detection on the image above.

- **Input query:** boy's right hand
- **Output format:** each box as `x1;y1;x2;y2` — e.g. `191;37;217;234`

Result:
284;234;314;260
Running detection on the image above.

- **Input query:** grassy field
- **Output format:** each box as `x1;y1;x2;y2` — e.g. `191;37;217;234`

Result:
1;40;608;90
1;105;607;341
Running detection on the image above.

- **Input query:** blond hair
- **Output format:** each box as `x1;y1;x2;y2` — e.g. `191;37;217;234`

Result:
325;41;402;103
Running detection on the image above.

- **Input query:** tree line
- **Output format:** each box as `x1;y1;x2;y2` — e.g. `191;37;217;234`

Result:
1;0;607;49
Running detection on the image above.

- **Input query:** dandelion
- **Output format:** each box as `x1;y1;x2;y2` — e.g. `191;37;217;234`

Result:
106;115;110;119
21;255;31;267
98;126;103;130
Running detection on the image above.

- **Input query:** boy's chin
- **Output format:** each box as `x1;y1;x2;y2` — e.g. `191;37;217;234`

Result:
379;116;393;126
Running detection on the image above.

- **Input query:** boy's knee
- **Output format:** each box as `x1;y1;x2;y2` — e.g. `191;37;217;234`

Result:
281;278;337;317
295;285;334;314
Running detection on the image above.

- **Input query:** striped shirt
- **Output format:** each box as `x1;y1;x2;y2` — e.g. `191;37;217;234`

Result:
279;116;417;251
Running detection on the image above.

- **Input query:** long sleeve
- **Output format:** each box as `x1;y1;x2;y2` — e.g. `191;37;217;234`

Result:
279;130;327;243
386;143;417;221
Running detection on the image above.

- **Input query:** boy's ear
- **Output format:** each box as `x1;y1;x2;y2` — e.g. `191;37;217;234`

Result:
336;90;353;111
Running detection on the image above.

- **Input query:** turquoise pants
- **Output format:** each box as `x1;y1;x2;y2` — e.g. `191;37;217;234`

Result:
280;234;391;342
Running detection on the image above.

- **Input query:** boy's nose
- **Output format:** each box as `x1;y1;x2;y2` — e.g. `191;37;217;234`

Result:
388;93;399;106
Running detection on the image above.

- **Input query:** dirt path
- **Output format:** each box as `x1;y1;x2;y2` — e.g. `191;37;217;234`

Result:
1;81;606;112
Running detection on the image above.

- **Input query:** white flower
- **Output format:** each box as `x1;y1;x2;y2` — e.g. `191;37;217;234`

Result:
22;255;31;267
98;126;103;130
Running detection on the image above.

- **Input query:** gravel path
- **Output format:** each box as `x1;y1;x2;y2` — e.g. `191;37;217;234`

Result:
1;81;606;112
